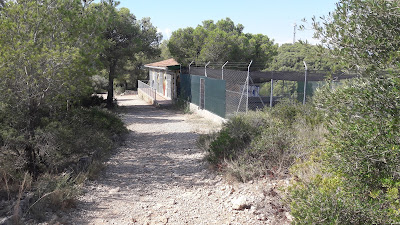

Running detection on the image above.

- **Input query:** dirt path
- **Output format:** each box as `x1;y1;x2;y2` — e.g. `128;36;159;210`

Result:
66;95;289;225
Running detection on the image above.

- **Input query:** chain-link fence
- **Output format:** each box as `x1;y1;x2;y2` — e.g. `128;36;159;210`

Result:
181;62;357;118
189;64;251;117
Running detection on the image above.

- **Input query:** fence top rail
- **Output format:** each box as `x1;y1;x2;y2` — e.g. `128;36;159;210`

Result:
250;71;358;82
186;66;358;82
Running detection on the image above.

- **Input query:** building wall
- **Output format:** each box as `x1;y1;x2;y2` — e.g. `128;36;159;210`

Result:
148;68;176;100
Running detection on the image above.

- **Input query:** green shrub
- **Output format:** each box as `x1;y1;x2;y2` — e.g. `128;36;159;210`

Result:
199;112;263;165
199;102;324;181
288;76;400;224
0;105;128;220
35;107;127;172
288;171;399;224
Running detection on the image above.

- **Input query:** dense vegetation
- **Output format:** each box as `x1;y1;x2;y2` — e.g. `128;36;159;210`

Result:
289;75;400;224
198;102;323;182
167;18;278;68
289;0;400;223
0;0;158;222
267;42;338;72
200;0;400;223
259;42;336;99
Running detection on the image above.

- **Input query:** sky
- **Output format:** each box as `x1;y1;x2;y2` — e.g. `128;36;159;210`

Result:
115;0;339;45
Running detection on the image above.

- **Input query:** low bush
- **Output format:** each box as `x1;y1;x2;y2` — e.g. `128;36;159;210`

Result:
0;106;128;221
35;107;126;173
198;102;324;181
201;113;262;165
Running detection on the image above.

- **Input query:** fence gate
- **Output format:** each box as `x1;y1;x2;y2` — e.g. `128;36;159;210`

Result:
200;78;205;109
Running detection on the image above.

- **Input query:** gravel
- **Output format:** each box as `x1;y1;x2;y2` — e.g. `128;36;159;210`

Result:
59;95;292;225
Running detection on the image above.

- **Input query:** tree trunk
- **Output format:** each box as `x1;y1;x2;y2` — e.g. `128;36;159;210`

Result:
25;99;38;179
107;60;117;108
25;144;37;179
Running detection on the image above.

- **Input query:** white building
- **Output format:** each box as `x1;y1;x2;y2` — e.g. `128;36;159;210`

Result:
144;58;180;100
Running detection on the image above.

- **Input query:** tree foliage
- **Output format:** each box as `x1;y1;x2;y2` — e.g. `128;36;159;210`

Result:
267;42;339;71
94;1;161;107
159;40;172;60
289;0;400;223
168;18;278;68
312;0;400;71
0;0;103;177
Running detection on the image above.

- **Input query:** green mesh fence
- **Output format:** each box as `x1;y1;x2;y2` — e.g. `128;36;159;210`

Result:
296;81;315;103
204;77;226;118
179;74;226;118
180;74;191;101
191;75;200;106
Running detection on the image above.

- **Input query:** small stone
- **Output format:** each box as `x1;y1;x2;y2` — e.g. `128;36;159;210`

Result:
231;196;250;210
229;187;235;195
285;212;293;221
257;214;267;221
108;187;120;194
160;216;169;224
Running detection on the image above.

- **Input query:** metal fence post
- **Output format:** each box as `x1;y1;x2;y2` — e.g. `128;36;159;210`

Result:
205;61;210;77
222;61;228;80
270;79;274;107
303;61;308;105
246;60;253;113
189;61;194;74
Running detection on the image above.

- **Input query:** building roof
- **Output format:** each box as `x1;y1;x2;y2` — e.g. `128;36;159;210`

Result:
144;58;180;70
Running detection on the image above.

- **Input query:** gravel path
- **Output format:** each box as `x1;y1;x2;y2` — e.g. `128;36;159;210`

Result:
66;95;290;225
